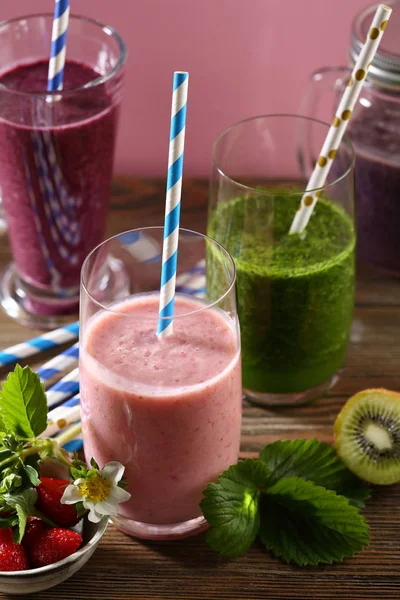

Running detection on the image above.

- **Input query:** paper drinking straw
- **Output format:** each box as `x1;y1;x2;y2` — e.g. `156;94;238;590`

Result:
45;366;80;408
0;322;79;368
42;393;80;438
42;130;81;213
33;133;81;249
23;156;62;291
62;434;83;453
54;422;83;452
157;72;189;337
289;4;392;235
36;342;79;383
47;0;70;92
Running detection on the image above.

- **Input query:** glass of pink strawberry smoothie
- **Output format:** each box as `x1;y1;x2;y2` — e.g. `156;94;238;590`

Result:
80;227;242;539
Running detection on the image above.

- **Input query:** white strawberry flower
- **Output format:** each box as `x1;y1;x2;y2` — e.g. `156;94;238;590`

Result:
61;461;131;523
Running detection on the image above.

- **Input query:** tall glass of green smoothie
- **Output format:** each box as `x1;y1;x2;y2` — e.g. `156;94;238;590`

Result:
208;114;355;406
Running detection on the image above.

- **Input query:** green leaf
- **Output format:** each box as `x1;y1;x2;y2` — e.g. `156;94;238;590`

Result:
200;459;272;557
76;502;87;518
259;476;369;566
0;515;18;528
3;488;37;543
259;439;370;508
0;413;7;433
23;465;41;487
24;453;41;474
0;472;22;494
0;515;18;529
90;457;99;469
0;448;14;464
0;365;48;438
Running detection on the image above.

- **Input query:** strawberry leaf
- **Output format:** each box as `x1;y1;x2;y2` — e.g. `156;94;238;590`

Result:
259;439;370;508
259;476;369;566
0;365;47;438
3;488;37;543
0;514;18;529
23;465;41;487
200;459;272;557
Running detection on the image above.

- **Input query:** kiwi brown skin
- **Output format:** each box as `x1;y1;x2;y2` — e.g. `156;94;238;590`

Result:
334;388;400;486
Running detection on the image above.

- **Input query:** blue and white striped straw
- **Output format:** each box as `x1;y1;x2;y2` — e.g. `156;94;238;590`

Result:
36;342;79;384
157;71;189;337
0;322;79;368
47;0;70;92
46;366;80;408
43;393;80;438
62;434;83;453
40;259;207;452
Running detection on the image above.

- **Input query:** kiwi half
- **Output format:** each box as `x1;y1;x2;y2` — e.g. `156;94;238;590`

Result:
334;389;400;485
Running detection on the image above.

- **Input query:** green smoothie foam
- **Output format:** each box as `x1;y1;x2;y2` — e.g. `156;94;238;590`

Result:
207;194;355;394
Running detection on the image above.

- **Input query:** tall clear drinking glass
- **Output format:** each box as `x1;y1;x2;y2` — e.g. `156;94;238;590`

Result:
208;114;355;406
0;14;126;329
80;227;242;539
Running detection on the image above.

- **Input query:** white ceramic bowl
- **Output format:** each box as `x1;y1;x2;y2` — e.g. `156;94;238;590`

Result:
0;459;108;595
0;515;108;595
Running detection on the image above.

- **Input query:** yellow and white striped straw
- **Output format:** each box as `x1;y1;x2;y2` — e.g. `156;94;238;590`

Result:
289;4;392;235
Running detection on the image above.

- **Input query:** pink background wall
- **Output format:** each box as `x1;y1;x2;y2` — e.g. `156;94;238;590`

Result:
2;0;370;176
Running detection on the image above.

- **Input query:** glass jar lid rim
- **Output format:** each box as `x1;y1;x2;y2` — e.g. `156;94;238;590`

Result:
350;1;400;88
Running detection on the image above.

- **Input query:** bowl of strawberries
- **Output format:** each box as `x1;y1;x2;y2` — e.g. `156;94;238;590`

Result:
0;365;131;595
0;470;108;595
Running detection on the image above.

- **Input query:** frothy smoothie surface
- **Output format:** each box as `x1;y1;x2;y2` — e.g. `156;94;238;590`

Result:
84;294;238;391
80;294;242;526
0;59;96;91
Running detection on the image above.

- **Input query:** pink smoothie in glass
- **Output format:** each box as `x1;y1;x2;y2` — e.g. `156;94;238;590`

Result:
80;293;242;525
0;59;119;308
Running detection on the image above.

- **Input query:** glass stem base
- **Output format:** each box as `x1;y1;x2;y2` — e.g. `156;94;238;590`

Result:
243;372;340;407
0;263;79;330
110;514;209;541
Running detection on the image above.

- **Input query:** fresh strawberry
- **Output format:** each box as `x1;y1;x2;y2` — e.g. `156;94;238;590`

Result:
26;526;82;568
22;518;48;551
0;528;30;572
36;477;80;527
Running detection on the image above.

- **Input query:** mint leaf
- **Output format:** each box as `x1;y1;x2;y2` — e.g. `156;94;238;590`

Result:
200;460;272;557
0;365;47;438
259;476;369;566
3;488;37;543
259;439;370;508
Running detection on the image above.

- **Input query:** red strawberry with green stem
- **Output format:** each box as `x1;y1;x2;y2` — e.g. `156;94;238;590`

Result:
0;528;30;571
35;478;81;527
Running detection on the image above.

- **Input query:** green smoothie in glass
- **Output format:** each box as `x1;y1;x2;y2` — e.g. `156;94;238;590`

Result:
209;115;355;405
207;193;355;396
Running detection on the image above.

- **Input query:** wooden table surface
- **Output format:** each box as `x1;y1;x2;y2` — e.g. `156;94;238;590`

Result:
1;178;400;599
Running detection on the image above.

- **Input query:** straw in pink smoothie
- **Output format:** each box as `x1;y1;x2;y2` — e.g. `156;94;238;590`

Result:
157;72;189;337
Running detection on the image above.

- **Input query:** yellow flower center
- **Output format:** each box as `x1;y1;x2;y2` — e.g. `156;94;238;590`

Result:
78;474;111;504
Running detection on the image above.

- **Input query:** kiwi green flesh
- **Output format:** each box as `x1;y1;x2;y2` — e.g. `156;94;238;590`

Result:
336;391;400;485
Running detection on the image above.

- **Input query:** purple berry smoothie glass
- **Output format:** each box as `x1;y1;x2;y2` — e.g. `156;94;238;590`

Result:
0;14;126;329
301;1;400;276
